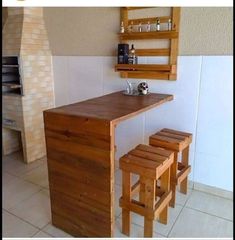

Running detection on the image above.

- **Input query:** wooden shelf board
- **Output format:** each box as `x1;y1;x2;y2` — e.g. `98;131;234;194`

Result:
115;64;174;72
119;31;178;40
125;7;155;10
119;71;177;80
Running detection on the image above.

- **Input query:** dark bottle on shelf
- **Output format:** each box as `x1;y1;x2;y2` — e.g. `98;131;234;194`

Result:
118;44;129;64
128;44;138;64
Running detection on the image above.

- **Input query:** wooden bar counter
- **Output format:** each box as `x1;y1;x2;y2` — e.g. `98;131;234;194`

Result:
43;91;173;237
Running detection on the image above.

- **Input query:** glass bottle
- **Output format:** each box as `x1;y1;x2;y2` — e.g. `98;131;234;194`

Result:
168;18;172;31
156;18;160;31
129;21;134;32
146;21;151;32
120;21;125;33
128;44;138;64
138;22;142;32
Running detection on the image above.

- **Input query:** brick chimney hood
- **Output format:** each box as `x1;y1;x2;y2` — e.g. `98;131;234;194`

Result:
2;7;55;163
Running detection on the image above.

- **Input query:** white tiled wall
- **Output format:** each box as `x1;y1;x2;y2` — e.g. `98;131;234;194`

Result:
52;55;233;191
194;56;233;191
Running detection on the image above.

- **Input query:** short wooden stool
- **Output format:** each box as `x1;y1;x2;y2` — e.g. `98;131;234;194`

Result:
149;128;192;207
119;144;174;237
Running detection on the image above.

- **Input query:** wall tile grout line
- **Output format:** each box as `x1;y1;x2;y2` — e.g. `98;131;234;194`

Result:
4;209;42;232
4;187;44;214
166;189;194;237
191;55;204;190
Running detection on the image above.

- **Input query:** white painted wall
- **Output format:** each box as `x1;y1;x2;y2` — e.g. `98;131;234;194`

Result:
52;56;233;191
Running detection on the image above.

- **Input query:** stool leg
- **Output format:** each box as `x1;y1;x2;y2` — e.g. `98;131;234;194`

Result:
139;176;145;204
143;178;156;237
122;170;131;236
170;152;178;208
159;167;170;224
180;146;189;194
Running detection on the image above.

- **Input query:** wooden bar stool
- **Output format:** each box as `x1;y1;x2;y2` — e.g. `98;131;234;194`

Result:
119;144;174;237
149;128;192;207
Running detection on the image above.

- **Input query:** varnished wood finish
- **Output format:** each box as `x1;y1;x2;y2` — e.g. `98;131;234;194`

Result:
115;64;173;72
149;128;192;207
44;91;173;237
170;7;181;74
118;7;181;80
135;48;170;56
119;31;179;40
119;144;174;237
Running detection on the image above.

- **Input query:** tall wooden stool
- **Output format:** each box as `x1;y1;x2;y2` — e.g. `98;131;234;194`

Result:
119;144;174;237
149;128;192;207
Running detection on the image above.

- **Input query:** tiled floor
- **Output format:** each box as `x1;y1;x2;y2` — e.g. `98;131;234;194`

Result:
2;151;233;238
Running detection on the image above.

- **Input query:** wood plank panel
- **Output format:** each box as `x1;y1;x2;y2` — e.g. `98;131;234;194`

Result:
44;91;174;237
119;31;178;40
44;113;114;237
115;64;172;72
120;71;170;80
169;7;181;74
51;192;111;237
135;48;170;56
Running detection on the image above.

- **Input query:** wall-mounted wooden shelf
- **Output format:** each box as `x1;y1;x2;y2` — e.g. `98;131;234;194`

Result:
119;31;179;40
116;7;181;81
115;64;175;72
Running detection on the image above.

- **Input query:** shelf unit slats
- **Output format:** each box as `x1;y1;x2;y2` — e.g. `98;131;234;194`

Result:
128;16;171;25
119;31;178;40
125;7;154;10
135;48;170;56
115;64;174;72
117;7;180;80
120;71;176;80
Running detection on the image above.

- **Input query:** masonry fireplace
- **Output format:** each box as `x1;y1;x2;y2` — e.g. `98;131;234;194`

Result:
2;7;55;163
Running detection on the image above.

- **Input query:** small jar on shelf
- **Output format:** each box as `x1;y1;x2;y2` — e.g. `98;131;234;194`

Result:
120;21;125;33
146;21;151;32
156;18;160;31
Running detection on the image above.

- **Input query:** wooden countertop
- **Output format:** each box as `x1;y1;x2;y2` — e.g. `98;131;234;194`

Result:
45;91;173;124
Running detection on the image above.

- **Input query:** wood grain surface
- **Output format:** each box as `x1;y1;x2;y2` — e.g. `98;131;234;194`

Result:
44;91;173;237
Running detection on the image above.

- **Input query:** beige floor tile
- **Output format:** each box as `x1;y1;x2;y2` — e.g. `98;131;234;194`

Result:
3;151;45;177
3;210;38;237
169;207;233;238
115;216;167;238
43;223;73;238
175;187;193;206
33;230;52;238
2;172;19;185
131;204;183;236
186;190;233;221
9;189;51;229
22;163;49;188
3;177;41;210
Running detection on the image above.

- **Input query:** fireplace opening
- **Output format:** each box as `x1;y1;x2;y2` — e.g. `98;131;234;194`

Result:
2;128;24;161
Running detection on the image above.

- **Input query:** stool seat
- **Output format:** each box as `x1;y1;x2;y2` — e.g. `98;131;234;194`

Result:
120;144;174;179
149;128;192;151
